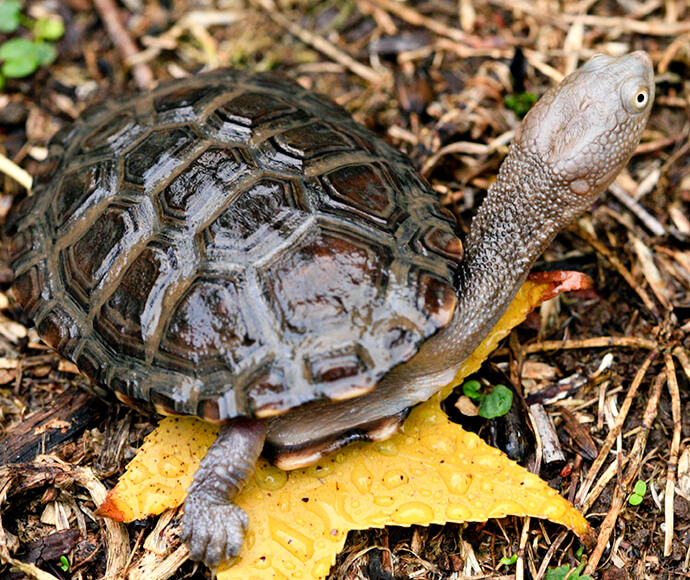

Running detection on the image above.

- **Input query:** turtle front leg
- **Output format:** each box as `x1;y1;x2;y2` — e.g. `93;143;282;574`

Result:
181;418;266;567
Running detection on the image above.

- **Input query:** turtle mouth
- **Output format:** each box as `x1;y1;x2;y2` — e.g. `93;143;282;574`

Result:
263;409;410;471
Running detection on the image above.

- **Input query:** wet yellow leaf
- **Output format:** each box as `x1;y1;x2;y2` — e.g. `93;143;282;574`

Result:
97;272;594;579
96;417;217;522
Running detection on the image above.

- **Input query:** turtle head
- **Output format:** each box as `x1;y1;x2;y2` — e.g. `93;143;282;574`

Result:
514;50;654;211
452;52;654;365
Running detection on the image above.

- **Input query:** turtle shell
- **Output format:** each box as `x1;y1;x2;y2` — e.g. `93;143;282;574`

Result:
8;70;463;423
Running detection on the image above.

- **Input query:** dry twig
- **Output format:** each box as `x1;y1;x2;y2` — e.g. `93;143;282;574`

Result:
584;369;666;575
569;224;659;316
489;0;690;36
92;0;154;90
575;351;657;508
251;0;384;85
608;182;666;237
362;0;470;43
523;336;657;355
0;152;32;191
664;354;682;557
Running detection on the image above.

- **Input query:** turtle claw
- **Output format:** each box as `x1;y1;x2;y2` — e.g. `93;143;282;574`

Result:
179;419;266;568
181;494;248;567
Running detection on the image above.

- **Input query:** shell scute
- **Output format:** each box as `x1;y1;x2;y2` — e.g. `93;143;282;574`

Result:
203;177;308;255
95;245;176;357
152;84;229;118
273;121;355;161
244;367;292;418
158;146;251;220
37;306;80;355
52;162;112;228
320;162;402;230
308;346;372;400
61;206;132;309
80;111;140;153
260;228;388;335
123;126;199;191
10;263;47;316
160;276;258;372
216;91;297;129
9;70;463;421
420;226;465;264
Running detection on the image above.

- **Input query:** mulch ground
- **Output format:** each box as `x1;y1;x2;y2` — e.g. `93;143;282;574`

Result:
0;1;689;579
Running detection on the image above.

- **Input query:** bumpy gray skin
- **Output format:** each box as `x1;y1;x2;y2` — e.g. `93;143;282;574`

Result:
183;52;654;566
181;419;266;566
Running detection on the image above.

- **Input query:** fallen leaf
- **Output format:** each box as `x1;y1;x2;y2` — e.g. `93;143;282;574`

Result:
95;417;216;522
97;272;594;579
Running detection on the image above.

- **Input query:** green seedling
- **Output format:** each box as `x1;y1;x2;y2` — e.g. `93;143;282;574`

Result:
504;92;538;118
462;379;513;419
628;479;647;506
500;553;518;566
0;0;64;89
545;559;593;580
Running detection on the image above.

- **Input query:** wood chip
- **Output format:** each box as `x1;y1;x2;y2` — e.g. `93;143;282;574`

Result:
530;404;565;464
631;235;671;311
678;447;690;501
559;407;598;461
521;360;559;380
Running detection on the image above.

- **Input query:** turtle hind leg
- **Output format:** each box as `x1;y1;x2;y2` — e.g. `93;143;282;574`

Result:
181;418;266;567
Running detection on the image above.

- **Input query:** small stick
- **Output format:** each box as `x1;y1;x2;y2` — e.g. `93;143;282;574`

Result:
529;404;565;464
575;351;657;507
674;347;690;383
608;182;666;237
584;369;666;575
560;13;690;36
517;516;530;580
581;455;628;514
523;336;657;355
0;152;32;191
488;0;690;36
634;132;689;156
664;353;682;557
569;224;659;316
534;531;568;580
661;135;690;176
363;0;469;43
252;0;384;85
92;0;154;90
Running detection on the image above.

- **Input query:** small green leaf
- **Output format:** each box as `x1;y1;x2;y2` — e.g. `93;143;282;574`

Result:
0;36;35;61
462;379;482;401
504;92;538;118
33;40;56;66
573;559;593;580
628;493;643;506
33;17;64;41
2;56;38;78
478;384;513;419
500;553;518;566
633;480;647;496
0;73;5;90
59;555;69;571
545;564;570;580
0;0;22;33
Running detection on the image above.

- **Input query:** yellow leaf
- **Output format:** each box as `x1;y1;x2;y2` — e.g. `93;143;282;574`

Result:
97;272;594;579
96;417;217;521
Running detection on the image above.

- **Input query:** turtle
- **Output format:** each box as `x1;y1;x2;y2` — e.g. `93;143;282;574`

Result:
7;51;654;567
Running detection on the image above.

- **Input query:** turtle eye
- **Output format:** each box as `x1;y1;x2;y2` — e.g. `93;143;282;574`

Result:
621;77;650;113
632;89;649;110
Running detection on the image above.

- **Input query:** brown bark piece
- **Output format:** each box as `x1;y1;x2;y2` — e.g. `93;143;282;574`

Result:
0;389;105;465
